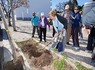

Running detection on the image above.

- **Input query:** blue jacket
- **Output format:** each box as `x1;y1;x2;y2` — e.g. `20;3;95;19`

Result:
31;16;39;26
72;12;81;28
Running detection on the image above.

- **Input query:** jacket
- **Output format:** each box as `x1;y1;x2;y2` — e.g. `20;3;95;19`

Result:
31;16;39;26
39;17;50;28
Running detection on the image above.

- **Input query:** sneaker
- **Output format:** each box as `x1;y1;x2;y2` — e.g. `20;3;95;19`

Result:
74;47;80;50
49;47;54;51
59;51;64;55
66;42;70;45
44;40;46;42
32;36;34;37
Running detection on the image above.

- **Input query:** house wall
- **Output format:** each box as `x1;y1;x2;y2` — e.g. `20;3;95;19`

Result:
15;0;52;20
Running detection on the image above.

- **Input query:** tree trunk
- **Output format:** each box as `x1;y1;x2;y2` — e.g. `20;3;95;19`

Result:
8;12;12;26
11;0;16;31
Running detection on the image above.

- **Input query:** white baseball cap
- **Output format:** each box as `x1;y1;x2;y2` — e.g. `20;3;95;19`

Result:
65;4;70;10
41;12;44;16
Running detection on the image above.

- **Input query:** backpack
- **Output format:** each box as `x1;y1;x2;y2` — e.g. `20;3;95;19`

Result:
56;14;67;30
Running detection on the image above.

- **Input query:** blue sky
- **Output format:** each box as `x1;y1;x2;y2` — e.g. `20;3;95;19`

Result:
51;0;91;9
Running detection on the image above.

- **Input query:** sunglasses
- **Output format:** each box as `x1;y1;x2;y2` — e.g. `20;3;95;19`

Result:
74;9;78;10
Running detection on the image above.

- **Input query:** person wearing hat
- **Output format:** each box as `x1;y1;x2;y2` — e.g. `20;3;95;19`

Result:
63;4;73;45
31;12;39;37
38;12;50;42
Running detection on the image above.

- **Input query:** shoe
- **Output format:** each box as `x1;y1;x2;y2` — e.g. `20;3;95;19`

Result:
74;47;80;50
59;51;64;55
44;40;46;42
66;42;70;45
32;36;34;37
49;47;54;51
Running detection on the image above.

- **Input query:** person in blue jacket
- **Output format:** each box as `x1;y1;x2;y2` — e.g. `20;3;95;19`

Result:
71;6;81;50
31;12;39;37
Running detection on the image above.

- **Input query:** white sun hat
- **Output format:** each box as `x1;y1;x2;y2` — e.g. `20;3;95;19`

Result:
41;12;44;16
65;4;70;10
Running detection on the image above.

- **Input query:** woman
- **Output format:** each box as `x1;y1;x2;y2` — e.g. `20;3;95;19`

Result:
38;12;50;42
49;10;66;53
71;6;81;50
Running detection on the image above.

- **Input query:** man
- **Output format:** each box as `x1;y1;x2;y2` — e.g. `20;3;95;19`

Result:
31;12;39;37
63;4;73;45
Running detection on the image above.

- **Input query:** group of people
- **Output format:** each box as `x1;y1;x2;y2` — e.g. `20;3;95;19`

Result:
31;12;50;42
31;5;83;54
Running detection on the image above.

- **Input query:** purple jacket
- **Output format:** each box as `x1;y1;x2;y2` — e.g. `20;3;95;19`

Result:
39;17;50;28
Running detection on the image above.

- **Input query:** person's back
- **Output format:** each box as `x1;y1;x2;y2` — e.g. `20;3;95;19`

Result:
82;1;95;26
83;0;95;61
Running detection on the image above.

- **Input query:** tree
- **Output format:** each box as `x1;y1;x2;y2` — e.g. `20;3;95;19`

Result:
0;0;29;31
56;2;66;12
67;0;78;12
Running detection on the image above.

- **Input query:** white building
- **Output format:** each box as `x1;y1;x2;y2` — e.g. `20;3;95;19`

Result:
15;0;52;20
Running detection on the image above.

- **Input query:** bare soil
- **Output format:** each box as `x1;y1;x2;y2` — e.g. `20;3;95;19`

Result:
17;39;76;70
17;39;55;70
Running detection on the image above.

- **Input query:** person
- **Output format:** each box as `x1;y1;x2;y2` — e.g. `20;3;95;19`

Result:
63;4;73;45
31;12;39;37
82;0;95;52
82;0;95;61
79;11;83;39
49;10;66;54
71;6;81;50
38;12;50;42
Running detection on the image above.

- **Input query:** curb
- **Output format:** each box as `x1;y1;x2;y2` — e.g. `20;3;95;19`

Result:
2;23;31;70
12;40;31;70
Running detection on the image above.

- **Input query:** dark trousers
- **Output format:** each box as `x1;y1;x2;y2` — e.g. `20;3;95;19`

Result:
32;26;39;37
72;28;79;47
53;26;56;37
79;27;83;38
40;27;46;41
87;27;95;51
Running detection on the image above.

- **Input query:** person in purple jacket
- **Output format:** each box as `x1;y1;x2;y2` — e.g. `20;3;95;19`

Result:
39;12;50;42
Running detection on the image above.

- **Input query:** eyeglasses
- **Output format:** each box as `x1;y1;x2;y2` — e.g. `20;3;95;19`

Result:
74;9;78;10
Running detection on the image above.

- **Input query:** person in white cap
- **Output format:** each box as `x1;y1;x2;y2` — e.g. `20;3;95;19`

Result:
63;4;73;45
38;12;50;42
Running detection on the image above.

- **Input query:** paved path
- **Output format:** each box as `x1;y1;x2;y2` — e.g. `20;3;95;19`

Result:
9;20;94;69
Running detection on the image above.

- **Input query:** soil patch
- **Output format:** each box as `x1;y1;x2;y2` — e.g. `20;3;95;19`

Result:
17;39;53;69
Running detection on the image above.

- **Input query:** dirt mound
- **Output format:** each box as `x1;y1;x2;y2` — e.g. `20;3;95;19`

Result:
22;44;42;58
21;42;53;68
32;50;53;67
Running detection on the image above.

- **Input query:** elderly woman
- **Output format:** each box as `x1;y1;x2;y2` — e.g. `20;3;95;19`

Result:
49;10;66;54
38;12;50;42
